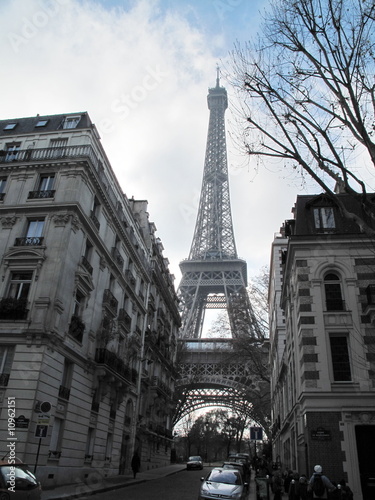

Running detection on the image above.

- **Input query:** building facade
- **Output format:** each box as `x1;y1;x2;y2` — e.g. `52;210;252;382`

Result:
0;113;180;488
269;193;375;500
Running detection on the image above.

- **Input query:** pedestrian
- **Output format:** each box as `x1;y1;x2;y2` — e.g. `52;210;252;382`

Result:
131;451;141;479
284;470;294;496
271;470;284;500
308;465;336;499
298;474;309;500
289;472;301;500
338;479;353;500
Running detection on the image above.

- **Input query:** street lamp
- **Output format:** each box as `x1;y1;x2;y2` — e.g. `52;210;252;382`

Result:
205;420;209;464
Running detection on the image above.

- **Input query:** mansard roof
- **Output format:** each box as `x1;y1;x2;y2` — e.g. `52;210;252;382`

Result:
0;112;92;137
288;192;375;237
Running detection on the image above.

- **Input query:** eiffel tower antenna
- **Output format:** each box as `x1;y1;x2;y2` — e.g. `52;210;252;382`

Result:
178;74;262;340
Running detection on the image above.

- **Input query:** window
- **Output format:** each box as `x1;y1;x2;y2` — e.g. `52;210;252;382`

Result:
3;123;17;131
73;290;85;317
35;119;48;127
324;273;344;311
330;335;351;381
0;346;15;386
85;428;95;461
0;178;7;193
62;116;81;129
59;359;73;400
314;207;335;230
39;174;55;191
49;417;64;458
0;177;7;201
8;272;32;300
28;175;55;199
25;219;44;245
5;143;20;162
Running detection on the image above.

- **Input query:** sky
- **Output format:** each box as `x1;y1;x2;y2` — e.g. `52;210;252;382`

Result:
0;0;310;285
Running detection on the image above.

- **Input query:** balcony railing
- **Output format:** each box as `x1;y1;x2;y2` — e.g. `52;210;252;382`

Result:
0;297;28;320
103;289;118;315
95;348;135;382
0;373;10;386
112;247;124;267
366;285;375;305
118;308;131;332
28;190;55;199
58;385;71;401
15;236;44;246
90;211;100;230
81;256;93;275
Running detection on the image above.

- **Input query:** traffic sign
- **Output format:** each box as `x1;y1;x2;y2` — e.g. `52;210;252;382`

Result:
35;425;48;438
250;426;263;440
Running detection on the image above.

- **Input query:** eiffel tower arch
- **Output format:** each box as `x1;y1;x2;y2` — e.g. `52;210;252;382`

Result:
175;73;266;426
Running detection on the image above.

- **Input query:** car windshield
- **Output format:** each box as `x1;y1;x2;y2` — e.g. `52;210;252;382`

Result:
207;470;241;485
0;465;38;489
189;456;201;461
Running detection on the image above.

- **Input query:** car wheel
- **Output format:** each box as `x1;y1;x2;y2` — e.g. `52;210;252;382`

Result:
0;492;10;500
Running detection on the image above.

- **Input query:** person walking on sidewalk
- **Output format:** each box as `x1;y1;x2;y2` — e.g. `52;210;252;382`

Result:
131;451;141;478
308;465;336;499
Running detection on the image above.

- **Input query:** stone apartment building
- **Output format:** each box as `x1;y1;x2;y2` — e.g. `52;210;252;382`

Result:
269;192;375;500
0;112;181;488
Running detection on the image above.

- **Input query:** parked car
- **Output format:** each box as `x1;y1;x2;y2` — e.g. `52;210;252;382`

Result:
0;460;42;499
186;455;203;470
199;467;248;500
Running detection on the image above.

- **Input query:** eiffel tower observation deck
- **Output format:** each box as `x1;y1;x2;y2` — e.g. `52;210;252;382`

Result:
178;71;262;341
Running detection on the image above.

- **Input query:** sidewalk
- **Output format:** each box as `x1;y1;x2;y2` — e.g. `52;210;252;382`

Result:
41;463;187;500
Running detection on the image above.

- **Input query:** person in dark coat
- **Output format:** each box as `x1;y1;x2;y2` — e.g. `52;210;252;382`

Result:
131;451;141;478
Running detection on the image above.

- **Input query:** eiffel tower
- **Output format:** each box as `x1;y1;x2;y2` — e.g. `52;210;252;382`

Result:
178;71;261;340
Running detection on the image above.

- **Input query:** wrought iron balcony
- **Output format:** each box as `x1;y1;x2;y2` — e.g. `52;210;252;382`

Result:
0;297;28;320
118;308;132;332
95;348;134;383
112;247;124;267
58;385;71;401
15;236;44;246
28;190;55;199
81;256;93;275
103;289;118;315
366;285;375;305
0;373;10;386
90;211;100;230
151;376;172;398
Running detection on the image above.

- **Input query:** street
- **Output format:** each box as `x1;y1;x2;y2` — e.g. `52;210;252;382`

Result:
83;467;206;500
82;466;253;500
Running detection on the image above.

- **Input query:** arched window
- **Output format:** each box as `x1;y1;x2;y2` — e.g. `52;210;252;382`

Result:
324;273;344;311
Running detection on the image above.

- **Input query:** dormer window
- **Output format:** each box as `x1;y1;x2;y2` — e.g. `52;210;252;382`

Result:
35;119;49;127
3;123;17;131
62;116;81;129
314;207;335;230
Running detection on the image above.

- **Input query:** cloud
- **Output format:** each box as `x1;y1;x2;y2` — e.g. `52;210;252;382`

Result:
0;0;301;283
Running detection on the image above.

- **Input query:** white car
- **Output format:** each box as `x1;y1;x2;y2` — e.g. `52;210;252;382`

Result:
199;467;248;500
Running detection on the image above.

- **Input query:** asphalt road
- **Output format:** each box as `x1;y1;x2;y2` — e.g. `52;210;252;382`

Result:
85;467;207;500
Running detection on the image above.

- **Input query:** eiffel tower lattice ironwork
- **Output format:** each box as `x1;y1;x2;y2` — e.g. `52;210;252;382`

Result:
178;72;262;340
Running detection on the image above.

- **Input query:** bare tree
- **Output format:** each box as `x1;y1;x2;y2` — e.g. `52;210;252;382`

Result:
229;0;375;231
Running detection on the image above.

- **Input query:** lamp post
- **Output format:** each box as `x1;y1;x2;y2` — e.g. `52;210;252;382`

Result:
205;420;209;465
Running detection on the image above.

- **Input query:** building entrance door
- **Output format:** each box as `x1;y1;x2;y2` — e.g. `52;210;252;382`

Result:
355;425;375;500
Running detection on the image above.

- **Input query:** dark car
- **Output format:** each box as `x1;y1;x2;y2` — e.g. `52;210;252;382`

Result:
186;455;203;470
0;460;41;499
